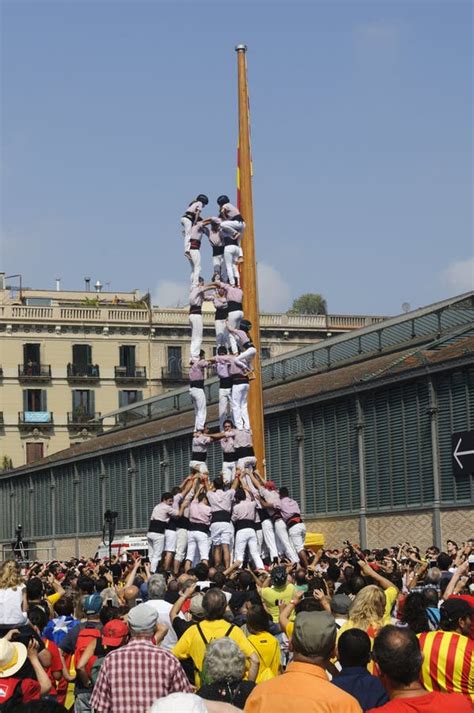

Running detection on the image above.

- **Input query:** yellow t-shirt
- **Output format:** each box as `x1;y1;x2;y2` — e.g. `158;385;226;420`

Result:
172;619;255;686
260;584;296;623
247;632;281;682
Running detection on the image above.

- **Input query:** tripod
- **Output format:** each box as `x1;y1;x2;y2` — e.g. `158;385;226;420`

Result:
102;511;118;561
13;525;26;563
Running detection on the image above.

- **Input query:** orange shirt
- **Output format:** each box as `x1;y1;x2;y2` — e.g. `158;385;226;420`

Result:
244;661;362;713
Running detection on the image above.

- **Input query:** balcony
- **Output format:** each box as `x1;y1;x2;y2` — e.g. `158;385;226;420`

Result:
161;367;189;384
67;411;102;432
18;411;53;429
18;364;52;382
67;363;100;382
114;366;147;383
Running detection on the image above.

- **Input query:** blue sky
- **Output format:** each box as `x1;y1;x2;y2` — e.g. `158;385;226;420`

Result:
1;0;472;315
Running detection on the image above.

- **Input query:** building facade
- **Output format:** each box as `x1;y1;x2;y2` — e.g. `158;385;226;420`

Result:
0;277;384;467
0;291;472;558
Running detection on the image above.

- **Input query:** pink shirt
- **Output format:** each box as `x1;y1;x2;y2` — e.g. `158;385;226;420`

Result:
259;488;280;517
189;500;212;525
186;200;204;219
189;221;209;245
208;221;222;247
220;431;235;453
215;357;231;379
213;295;227;311
189;285;206;307
150;502;179;523
232;329;251;348
189;359;208;381
215;281;243;304
192;435;211;453
229;358;245;377
219;202;241;220
279;496;301;521
232;499;257;522
207;489;235;513
234;429;253;448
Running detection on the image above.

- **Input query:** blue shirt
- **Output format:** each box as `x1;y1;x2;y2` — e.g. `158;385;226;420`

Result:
333;666;389;711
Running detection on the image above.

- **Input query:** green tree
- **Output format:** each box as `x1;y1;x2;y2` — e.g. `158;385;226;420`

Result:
288;293;327;315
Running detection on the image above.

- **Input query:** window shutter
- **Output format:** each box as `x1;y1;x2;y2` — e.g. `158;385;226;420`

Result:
23;390;28;412
40;390;47;411
89;391;95;413
118;391;126;408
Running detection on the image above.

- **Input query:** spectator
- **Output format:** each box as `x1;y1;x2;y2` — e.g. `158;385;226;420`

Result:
42;597;79;646
330;594;351;629
197;637;256;709
28;606;62;699
399;592;430;634
0;560;28;629
418;598;473;700
90;603;191;713
245;604;281;682
369;625;470;712
333;629;388;710
245;611;362;712
172;588;259;685
145;574;177;650
150;692;240;713
0;631;52;706
258;567;296;624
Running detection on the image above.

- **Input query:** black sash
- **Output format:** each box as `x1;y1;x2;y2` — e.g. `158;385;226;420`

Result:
222;452;236;463
189;522;209;534
212;245;224;256
219;376;233;389
234;519;255;532
211;510;231;524
227;301;243;312
148;520;166;534
189;306;202;315
191;451;207;462
215;307;229;320
190;380;204;389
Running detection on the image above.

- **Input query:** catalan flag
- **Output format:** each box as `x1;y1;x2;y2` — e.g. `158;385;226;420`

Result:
418;630;474;701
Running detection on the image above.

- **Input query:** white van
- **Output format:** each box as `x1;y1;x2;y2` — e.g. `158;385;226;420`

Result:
95;535;149;561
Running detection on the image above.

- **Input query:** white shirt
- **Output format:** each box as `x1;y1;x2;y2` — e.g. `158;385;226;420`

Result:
145;598;177;650
0;586;27;626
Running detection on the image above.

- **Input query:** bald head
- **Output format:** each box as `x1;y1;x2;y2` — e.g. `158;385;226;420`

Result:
373;625;423;685
122;585;139;605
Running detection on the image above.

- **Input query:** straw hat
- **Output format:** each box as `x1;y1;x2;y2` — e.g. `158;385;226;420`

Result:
0;638;28;677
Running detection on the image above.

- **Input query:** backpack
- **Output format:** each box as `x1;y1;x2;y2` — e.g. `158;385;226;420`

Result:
248;636;279;682
0;678;23;712
195;622;235;681
74;627;101;676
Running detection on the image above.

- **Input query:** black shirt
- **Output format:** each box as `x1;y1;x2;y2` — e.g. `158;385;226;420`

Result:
198;680;256;710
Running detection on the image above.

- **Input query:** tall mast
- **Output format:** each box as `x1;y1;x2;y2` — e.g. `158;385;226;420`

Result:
235;44;266;473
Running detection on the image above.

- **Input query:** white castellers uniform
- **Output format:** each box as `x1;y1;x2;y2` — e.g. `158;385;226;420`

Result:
215;356;233;429
230;360;250;431
213;295;229;350
215;281;243;355
207;488;235;548
219;202;245;287
219;428;236;485
186;500;212;564
234;428;256;471
187;221;209;287
232;328;257;372
147;501;179;572
279;495;307;556
182;199;205;253
260;488;299;564
188;284;210;360
189;433;211;474
208;219;226;281
189;359;208;432
232;497;264;570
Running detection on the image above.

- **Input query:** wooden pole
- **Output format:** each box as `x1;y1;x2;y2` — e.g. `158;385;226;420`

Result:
235;45;266;473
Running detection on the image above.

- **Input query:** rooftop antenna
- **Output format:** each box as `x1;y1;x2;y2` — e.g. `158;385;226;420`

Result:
95;280;103;293
84;277;91;292
55;277;61;291
402;302;411;313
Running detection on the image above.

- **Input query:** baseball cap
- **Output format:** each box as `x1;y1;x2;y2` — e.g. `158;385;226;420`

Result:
102;619;129;647
270;566;287;587
292;611;337;658
330;594;351;616
441;598;473;621
0;638;27;678
127;603;158;632
189;593;205;619
83;593;102;615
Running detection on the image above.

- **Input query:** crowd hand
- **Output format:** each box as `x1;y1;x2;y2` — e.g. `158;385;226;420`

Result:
180;583;197;599
27;639;40;660
357;559;374;576
313;589;331;612
2;629;20;642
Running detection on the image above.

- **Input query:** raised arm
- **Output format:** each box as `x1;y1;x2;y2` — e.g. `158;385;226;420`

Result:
358;559;398;591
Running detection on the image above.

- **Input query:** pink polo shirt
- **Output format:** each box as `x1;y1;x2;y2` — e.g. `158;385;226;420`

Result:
207;489;235;513
279;496;301;522
150;502;179;523
232;499;257;522
192;435;211;453
189;500;212;525
215;281;243;304
220;431;236;454
189;359;208;381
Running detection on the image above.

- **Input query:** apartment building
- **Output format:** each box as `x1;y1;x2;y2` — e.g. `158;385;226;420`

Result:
0;274;385;467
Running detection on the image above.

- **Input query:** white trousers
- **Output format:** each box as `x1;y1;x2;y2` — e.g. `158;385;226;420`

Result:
187;249;201;286
212;254;227;281
181;216;193;253
147;532;165;571
219;387;233;429
235;346;257;371
215;320;229;349
189;314;203;359
186;530;210;562
227;309;243;354
234;527;264;569
224;244;241;287
222;460;236;485
274;518;299;563
237;455;256;471
232;383;250;430
288;522;306;554
164;529;177;552
221;219;245;240
190;386;207;431
210;521;234;546
261;518;279;561
189;460;208;475
174;528;188;563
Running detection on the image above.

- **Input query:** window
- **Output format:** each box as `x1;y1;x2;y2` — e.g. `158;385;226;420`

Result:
23;389;46;412
72;344;92;365
23;343;41;373
26;443;44;464
261;347;271;360
167;346;182;376
119;390;143;407
72;390;95;418
119;345;136;375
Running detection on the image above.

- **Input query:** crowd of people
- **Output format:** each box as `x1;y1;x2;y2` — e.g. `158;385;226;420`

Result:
0;536;473;712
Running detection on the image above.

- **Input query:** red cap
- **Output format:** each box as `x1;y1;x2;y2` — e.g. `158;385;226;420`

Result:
102;619;129;647
264;480;277;491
